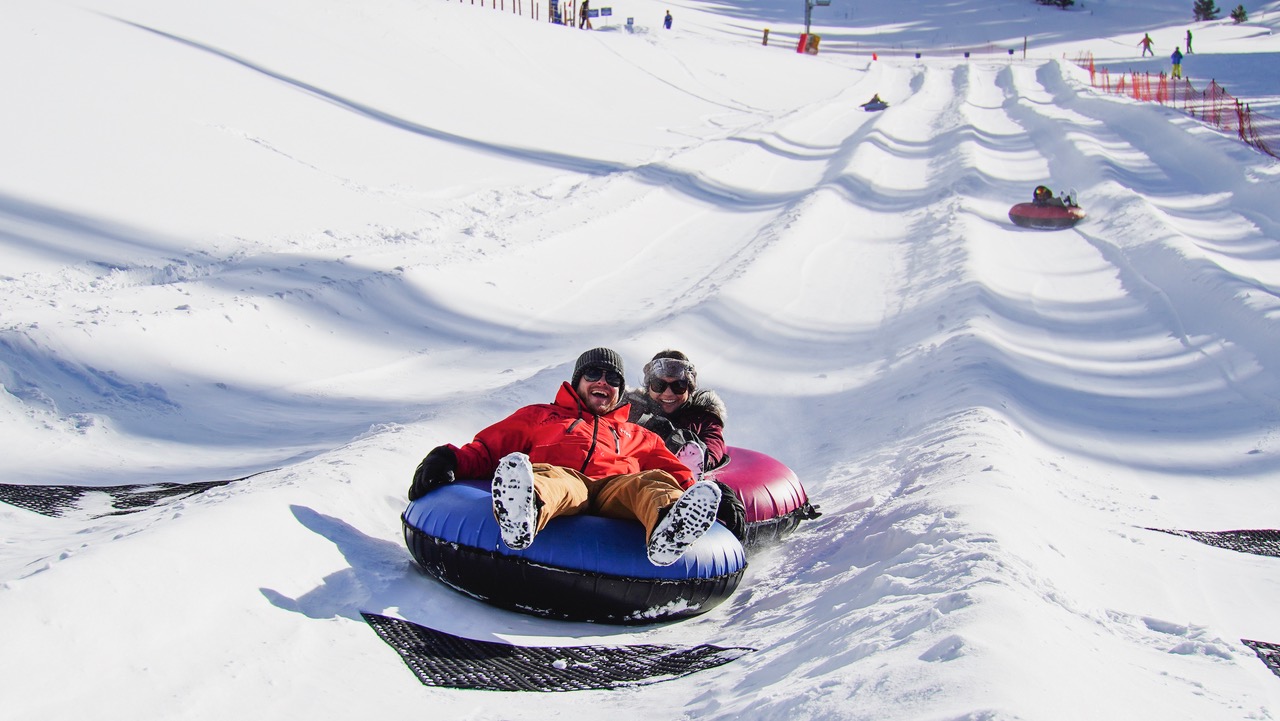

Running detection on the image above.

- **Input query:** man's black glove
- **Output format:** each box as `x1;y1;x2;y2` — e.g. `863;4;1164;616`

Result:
713;480;746;542
409;445;458;501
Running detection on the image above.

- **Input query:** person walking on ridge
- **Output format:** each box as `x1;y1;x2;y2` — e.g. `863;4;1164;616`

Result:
1139;33;1154;57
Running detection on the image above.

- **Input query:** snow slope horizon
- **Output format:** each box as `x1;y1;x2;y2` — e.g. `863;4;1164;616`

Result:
3;0;1280;719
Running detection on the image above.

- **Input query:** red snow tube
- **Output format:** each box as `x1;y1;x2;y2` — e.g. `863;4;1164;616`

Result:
1008;202;1086;230
707;446;819;547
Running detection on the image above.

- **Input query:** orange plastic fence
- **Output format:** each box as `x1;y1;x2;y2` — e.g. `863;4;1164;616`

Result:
1073;52;1277;159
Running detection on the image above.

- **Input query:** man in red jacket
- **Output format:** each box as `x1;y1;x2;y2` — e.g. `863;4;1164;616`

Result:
408;347;725;566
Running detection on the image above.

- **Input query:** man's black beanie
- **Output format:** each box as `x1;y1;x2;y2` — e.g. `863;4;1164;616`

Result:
571;347;625;386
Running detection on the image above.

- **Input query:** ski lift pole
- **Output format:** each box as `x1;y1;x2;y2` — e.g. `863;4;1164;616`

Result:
803;0;829;51
804;0;831;35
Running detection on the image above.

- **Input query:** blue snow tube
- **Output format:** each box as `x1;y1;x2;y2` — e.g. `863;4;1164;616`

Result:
403;480;746;624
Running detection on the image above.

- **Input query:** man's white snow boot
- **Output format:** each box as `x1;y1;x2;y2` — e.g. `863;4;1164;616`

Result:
492;452;540;550
646;481;721;566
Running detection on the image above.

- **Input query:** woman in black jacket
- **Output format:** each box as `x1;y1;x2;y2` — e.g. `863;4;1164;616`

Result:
626;349;742;539
626;350;729;476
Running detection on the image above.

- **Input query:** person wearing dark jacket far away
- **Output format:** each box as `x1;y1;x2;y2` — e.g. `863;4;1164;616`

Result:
1032;184;1070;207
408;347;729;565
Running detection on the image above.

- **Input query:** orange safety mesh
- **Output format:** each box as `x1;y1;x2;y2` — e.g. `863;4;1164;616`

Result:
1073;52;1277;159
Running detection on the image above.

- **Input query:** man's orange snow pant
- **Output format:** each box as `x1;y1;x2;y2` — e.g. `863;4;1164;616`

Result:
526;463;685;540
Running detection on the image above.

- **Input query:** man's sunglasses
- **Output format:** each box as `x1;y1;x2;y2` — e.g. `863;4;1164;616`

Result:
581;366;624;388
647;378;690;395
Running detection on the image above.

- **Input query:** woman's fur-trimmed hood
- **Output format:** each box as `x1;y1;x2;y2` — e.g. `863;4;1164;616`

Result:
625;387;726;425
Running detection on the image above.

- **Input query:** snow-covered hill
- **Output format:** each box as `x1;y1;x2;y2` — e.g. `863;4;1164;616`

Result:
3;0;1280;718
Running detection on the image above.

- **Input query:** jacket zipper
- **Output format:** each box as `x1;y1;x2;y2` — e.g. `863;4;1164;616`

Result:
567;400;619;473
580;415;599;473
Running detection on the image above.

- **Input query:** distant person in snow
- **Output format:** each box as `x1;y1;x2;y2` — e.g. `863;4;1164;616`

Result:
1139;33;1154;57
579;0;591;28
1032;185;1068;208
1186;29;1193;53
625;349;744;541
664;9;673;29
407;347;732;565
1171;46;1184;78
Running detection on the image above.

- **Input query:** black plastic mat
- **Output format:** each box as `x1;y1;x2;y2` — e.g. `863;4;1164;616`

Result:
1243;639;1280;679
361;612;753;691
1147;528;1280;558
0;472;267;518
